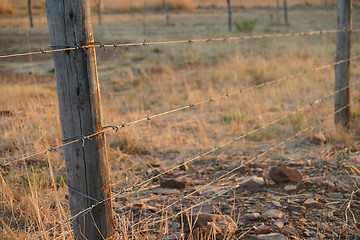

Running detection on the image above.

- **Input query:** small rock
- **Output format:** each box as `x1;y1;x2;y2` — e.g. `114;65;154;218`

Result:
254;225;273;235
253;233;288;240
272;219;284;229
281;225;298;236
262;209;284;219
310;132;326;145
159;177;191;189
297;179;313;189
304;198;323;208
238;176;265;188
192;203;220;215
269;164;302;183
284;185;297;193
181;213;236;240
287;204;306;215
163;233;185;240
152;187;179;195
245;212;261;220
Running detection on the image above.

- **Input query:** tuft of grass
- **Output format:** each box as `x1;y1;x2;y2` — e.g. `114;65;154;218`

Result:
0;0;14;15
100;0;196;12
234;18;258;33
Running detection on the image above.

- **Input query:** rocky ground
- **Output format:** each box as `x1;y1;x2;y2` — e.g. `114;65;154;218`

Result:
112;135;360;240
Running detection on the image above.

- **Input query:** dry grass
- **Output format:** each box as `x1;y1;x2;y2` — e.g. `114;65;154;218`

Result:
0;5;360;239
94;0;196;12
0;0;14;15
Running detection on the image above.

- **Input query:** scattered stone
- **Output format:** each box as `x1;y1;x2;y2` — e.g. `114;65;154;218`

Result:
284;185;297;193
253;233;288;240
297;179;313;189
304;198;323;208
272;219;284;229
310;132;326;145
238;176;265;188
254;225;273;235
269;164;302;183
159;177;191;189
281;225;298;236
262;209;284;219
181;213;236;240
163;233;185;240
152;187;179;195
192;203;220;215
287;204;306;215
245;212;261;220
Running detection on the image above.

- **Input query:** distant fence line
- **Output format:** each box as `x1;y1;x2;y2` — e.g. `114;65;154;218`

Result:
0;29;358;59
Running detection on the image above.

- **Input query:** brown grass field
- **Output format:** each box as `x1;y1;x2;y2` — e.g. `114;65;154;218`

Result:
1;1;360;239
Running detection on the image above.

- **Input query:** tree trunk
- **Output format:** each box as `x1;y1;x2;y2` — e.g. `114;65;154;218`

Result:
283;0;288;25
335;0;352;127
276;0;280;24
163;0;170;25
143;0;147;35
227;0;232;32
45;0;114;239
28;0;33;28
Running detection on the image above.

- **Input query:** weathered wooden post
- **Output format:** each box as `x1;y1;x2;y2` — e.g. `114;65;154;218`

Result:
163;0;170;26
283;0;288;25
45;0;114;239
227;0;232;32
335;0;352;127
143;0;147;36
27;0;33;28
276;0;280;24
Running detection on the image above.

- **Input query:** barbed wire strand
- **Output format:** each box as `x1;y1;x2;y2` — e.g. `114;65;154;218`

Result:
35;86;349;239
0;29;354;59
1;56;356;168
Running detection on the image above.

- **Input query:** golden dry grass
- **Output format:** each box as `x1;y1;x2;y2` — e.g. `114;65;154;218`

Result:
0;4;360;239
0;0;14;15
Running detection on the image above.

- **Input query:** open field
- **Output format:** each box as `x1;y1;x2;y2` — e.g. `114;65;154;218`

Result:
1;3;360;240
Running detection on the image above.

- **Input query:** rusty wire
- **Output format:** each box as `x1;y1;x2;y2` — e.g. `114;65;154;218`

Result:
0;29;354;59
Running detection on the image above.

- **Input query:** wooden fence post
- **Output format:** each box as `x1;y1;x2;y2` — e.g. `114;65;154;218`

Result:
227;0;232;32
45;0;114;239
283;0;288;25
276;0;280;24
163;0;170;26
27;0;33;28
335;0;352;127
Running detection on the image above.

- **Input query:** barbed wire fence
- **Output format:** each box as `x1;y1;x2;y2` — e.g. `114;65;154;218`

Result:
0;1;359;239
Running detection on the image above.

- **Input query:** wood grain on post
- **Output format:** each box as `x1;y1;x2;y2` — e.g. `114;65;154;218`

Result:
45;0;114;239
335;0;352;127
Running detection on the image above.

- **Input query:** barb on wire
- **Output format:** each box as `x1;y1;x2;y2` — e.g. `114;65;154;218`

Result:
0;29;353;59
1;56;357;168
